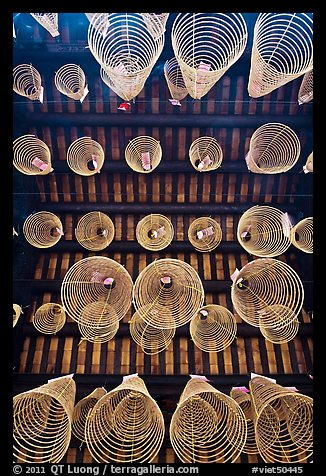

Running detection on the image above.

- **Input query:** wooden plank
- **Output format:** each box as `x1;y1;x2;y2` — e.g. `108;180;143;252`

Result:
179;337;189;374
61;337;73;374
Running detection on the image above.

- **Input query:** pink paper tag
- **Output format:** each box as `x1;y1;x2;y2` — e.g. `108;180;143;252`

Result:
244;152;251;170
55;227;64;236
155;226;166;238
241;224;251;238
123;373;138;382
190;374;210;381
197;226;214;239
281;213;292;238
80;84;89;103
169;98;182;106
118;102;130;111
230;268;240;283
141;151;151;171
232;386;250;393
284;386;298;392
198;155;212;170
104;277;114;285
198;61;211;72
161;276;171;284
303;165;309;174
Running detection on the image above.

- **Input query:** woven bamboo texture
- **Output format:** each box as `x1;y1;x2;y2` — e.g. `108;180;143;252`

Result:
77;302;120;344
67;137;105;176
258;304;299;344
13;304;22;328
246;123;301;174
230;388;258;455
170;377;247;463
133;258;205;329
140;13;169;40
30;13;60;37
13;375;76;463
13;134;52;176
249;375;313;463
32;303;66;335
189;136;223;172
298;69;313;105
189;305;237;352
23;211;63;249
75;211;115;251
164;57;188;101
171;13;247;99
72;387;107;442
290;217;313;254
248;13;313;98
188;217;222;252
13;64;43;101
85;375;165;462
304;152;313;173
125;136;162;173
54;64;88;101
135;214;174;251
237;205;292;257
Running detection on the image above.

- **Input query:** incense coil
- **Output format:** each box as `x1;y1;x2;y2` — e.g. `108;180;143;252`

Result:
246;123;301;174
188;217;222;252
164;57;188;101
189;137;223;172
304;152;313;173
78;302;120;344
298;69;313;104
67;137;104;176
231;258;304;328
100;66;146;102
129;306;175;355
30;13;60;37
189;305;237;352
135;214;174;251
23;211;63;248
258;304;299;344
61;256;133;325
125;136;162;173
171;13;247;99
170;377;247;463
249;375;313;463
230;388;258;454
32;303;66;335
13;375;76;463
237;205;292;257
75;212;115;251
72;388;107;442
248;13;313;98
13;64;43;101
290;217;313;254
54;64;88;101
133;258;205;329
85;375;165;462
140;13;169;40
13;304;23;328
13;134;53;176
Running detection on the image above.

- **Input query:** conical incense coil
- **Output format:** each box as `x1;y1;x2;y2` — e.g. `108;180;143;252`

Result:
125;136;162;173
248;13;313;98
258;304;299;344
303;152;313;173
290;217;313;254
13;304;23;328
75;212;115;251
298;69;313;104
246;123;301;174
171;13;247;99
72;387;107;442
164;57;188;101
249;375;313;463
129;305;175;355
13;375;76;463
100;66;146;102
188;217;222;252
140;13;169;40
23;211;63;249
237;205;292;257
231;258;304;327
30;13;60;37
85;375;165;462
67;136;104;176
170;377;247;463
230;388;258;455
61;256;133;325
133;258;204;329
54;64;88;101
32;303;66;335
13;134;53;175
13;64;43;101
135;214;174;251
189;305;237;352
189;137;223;172
77;302;120;344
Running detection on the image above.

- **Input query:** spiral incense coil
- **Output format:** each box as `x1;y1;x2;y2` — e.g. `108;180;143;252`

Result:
231;258;304;328
13;134;53;176
75;212;115;251
13;375;76;463
85;375;165;463
61;256;133;327
188;217;222;252
140;13;169;40
304;152;313;173
171;13;247;99
164;57;188;101
30;13;60;37
72;387;107;442
230;388;258;455
189;137;223;172
13;304;23;328
290;217;313;254
67;137;105;176
133;258;205;329
189;305;237;353
13;64;43;101
135;214;174;251
170;377;247;463
129;306;176;355
298;69;313;104
32;303;66;335
100;66;145;102
258;304;299;344
246;123;301;174
248;13;313;98
78;302;120;343
125;136;162;173
54;64;88;101
237;205;292;257
23;211;63;249
249;375;313;463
